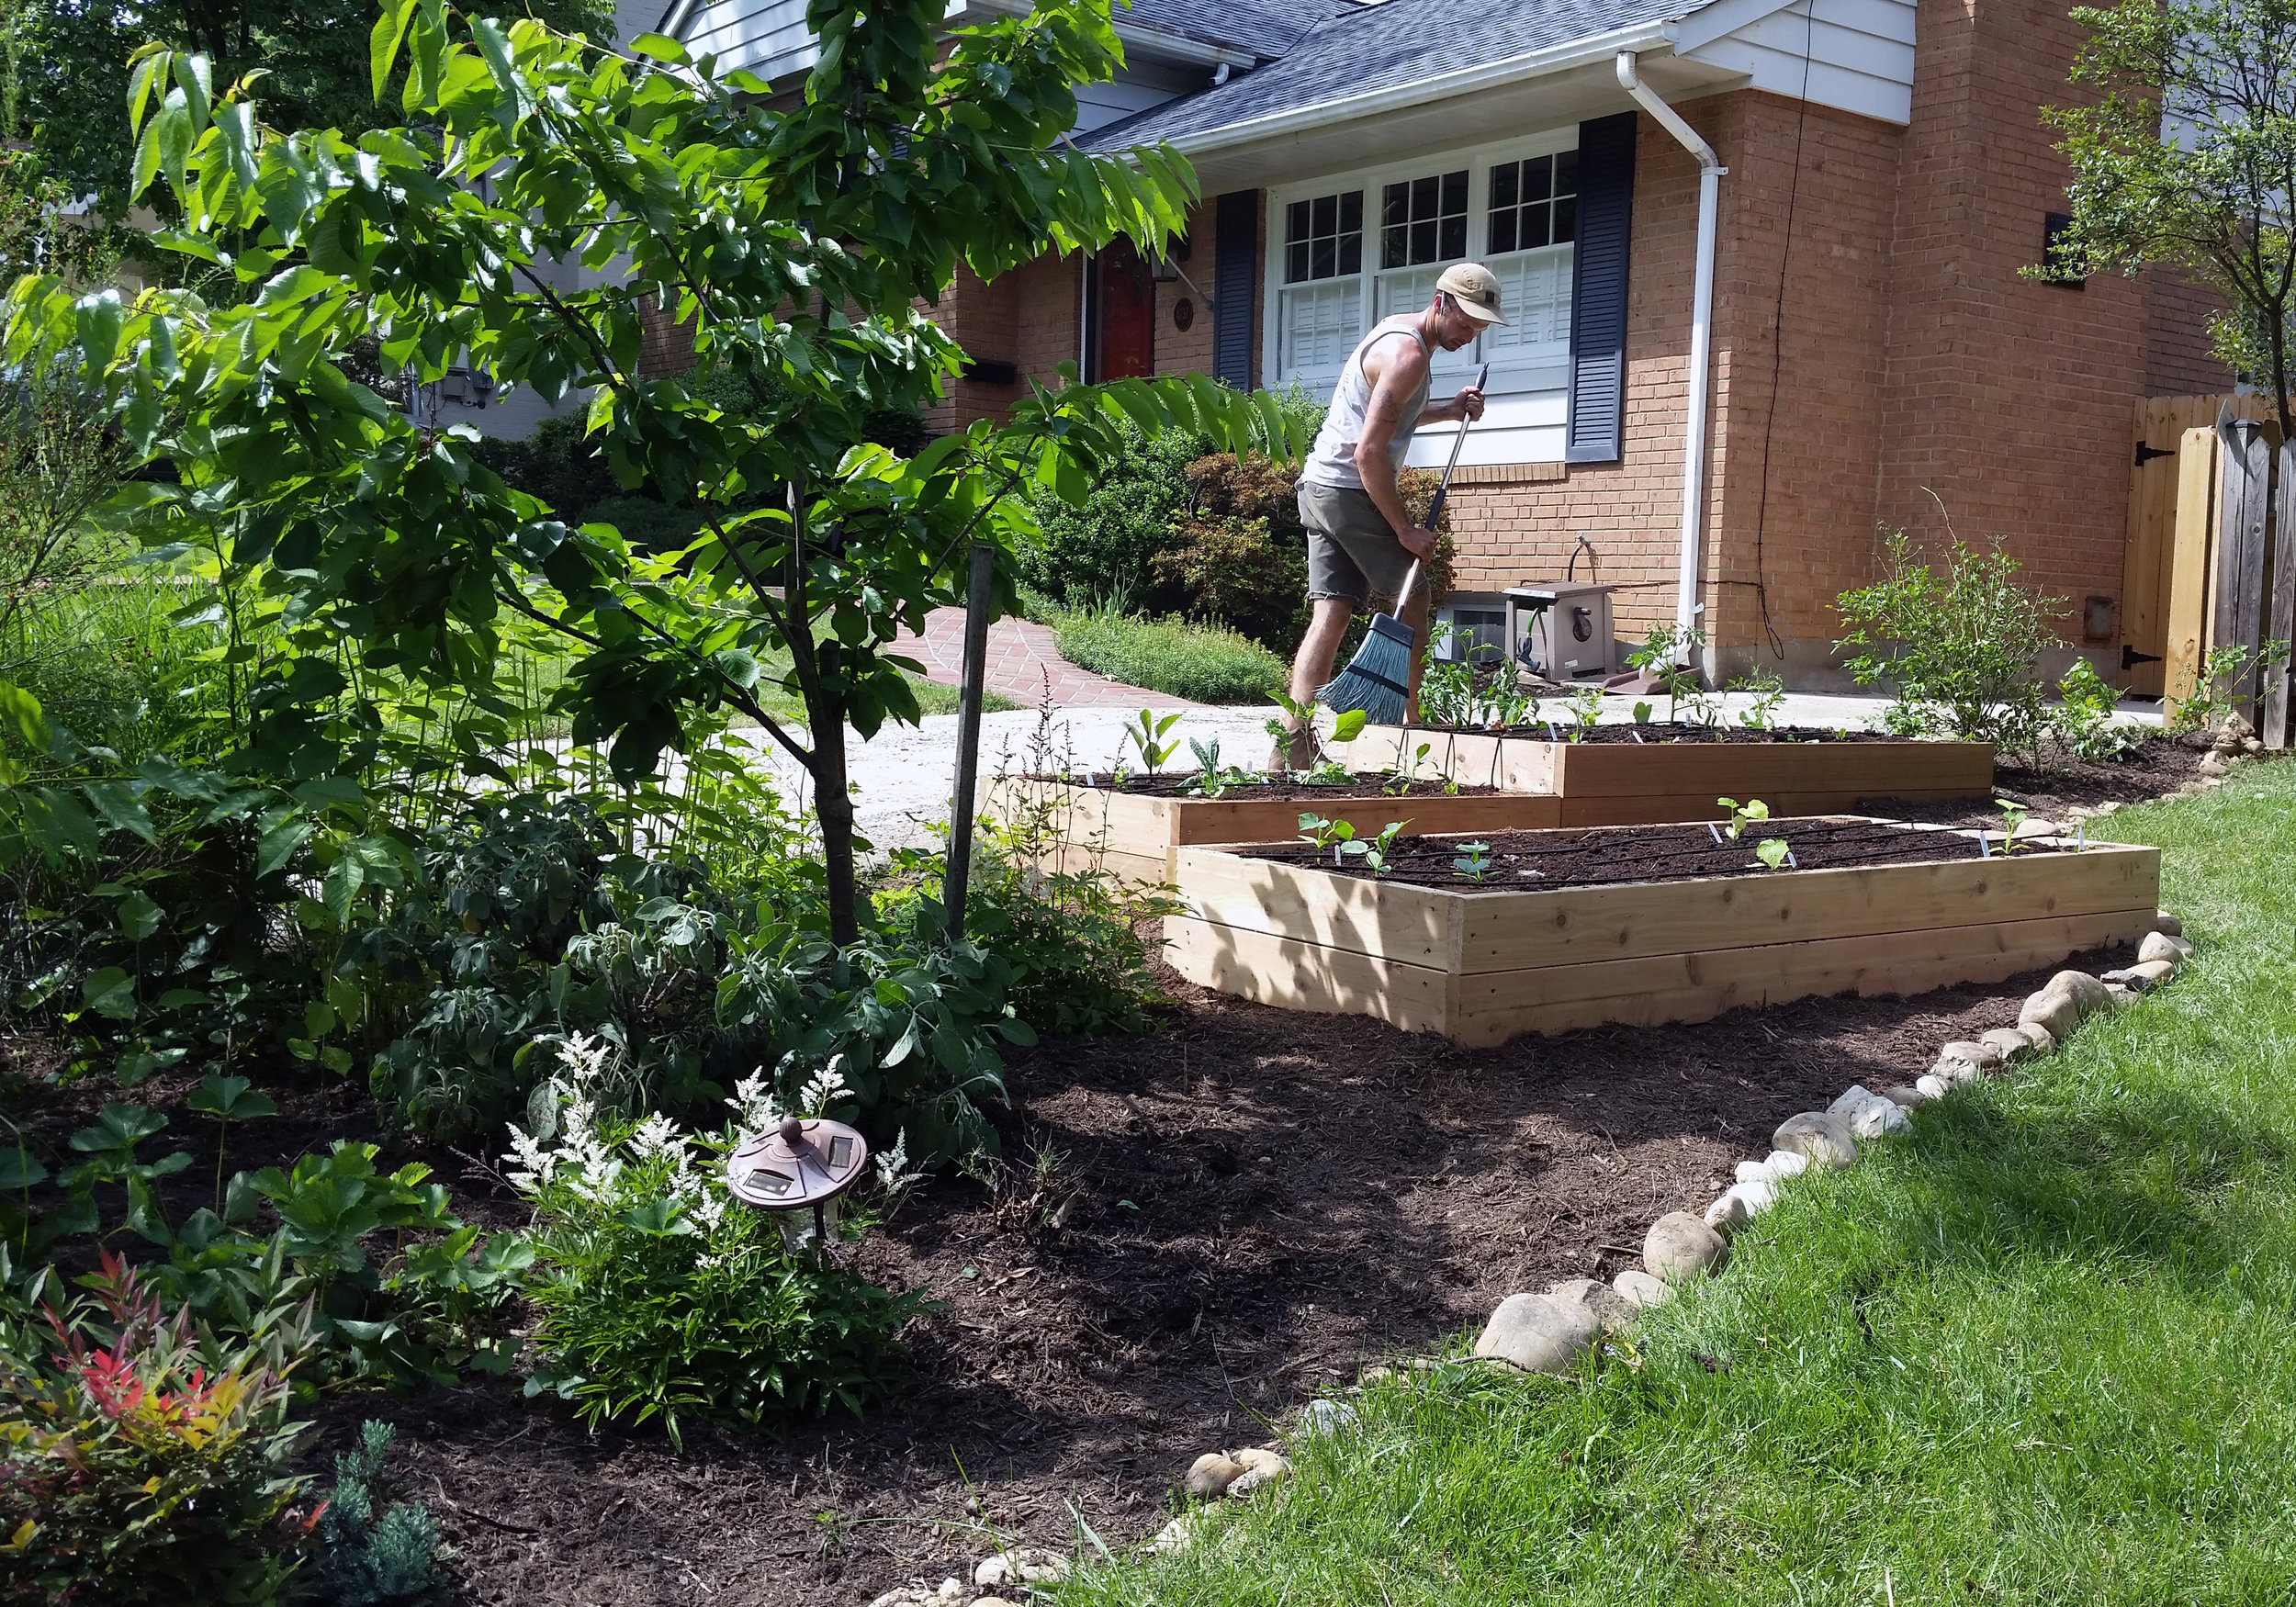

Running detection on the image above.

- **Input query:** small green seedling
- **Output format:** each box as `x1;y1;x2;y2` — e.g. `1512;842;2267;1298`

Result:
1383;742;1435;795
1340;819;1410;876
1566;683;1604;738
1125;709;1183;778
1452;841;1493;882
1632;701;1653;725
1753;837;1792;870
187;1073;276;1215
1718;796;1772;840
1187;736;1249;798
1730;668;1787;732
1299;813;1357;858
1996;798;2030;854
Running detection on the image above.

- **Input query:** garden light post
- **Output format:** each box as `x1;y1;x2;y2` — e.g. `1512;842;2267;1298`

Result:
726;1116;870;1256
942;541;998;943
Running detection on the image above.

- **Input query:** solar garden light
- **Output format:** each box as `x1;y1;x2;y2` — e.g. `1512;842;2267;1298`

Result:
726;1115;869;1256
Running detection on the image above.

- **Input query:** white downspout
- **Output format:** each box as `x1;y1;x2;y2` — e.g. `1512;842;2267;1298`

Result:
1615;51;1725;657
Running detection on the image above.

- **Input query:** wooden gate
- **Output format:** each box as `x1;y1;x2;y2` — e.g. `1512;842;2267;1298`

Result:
2124;394;2295;745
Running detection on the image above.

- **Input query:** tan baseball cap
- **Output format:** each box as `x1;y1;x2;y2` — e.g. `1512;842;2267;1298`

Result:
1435;262;1508;325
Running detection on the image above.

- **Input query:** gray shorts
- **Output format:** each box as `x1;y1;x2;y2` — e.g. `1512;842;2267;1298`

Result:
1298;481;1413;607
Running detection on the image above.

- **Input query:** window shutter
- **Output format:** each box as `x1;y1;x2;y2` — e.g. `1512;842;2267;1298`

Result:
1213;189;1258;389
1565;112;1636;465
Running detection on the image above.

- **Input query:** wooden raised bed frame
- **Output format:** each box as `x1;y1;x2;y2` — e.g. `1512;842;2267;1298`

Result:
1335;724;1995;825
976;776;1561;886
1165;830;2160;1045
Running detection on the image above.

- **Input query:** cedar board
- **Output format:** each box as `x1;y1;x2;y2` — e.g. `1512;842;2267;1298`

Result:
1165;835;2160;1047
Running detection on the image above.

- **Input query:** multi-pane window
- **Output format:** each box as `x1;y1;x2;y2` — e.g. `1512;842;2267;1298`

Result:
1487;152;1577;254
1285;191;1363;283
1381;170;1469;269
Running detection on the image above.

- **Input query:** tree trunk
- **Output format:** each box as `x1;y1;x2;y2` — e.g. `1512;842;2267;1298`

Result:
804;648;864;948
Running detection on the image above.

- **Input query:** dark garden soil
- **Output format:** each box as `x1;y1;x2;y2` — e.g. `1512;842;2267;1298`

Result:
1246;816;2051;892
0;732;2250;1607
1418;721;1917;744
1865;730;2223;828
1019;771;1496;800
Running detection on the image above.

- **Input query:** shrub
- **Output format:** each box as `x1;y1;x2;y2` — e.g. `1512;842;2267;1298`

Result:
298;1421;452;1607
0;1253;320;1606
511;1038;926;1447
1052;609;1289;704
2050;657;2139;762
1835;526;2065;758
1018;416;1207;611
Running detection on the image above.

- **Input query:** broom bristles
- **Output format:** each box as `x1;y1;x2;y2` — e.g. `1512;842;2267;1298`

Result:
1315;612;1415;725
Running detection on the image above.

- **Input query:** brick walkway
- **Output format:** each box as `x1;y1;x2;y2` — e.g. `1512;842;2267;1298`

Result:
889;608;1199;709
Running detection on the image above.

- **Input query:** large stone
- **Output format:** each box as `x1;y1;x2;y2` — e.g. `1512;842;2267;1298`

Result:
867;1582;964;1607
1704;1179;1776;1233
1773;1110;1858;1168
1939;1040;2004;1072
1644;1210;1729;1281
1185;1453;1245;1500
1827;1084;1884;1118
1547;1275;1638;1334
1232;1447;1289;1479
1935;1056;1982;1089
1472;1292;1601;1374
2128;958;2177;989
1148;1516;1199;1555
1226;1468;1282;1500
1294;1399;1358;1439
2104;982;2138;1008
975;1549;1067;1590
1915;1073;1952;1101
2048;970;2113;1017
1980;1027;2035;1062
2138;930;2190;966
2015;1021;2056;1056
1736;1157;1773;1184
2154;910;2182;938
2197;750;2231;778
2018;986;2082;1041
1764;1150;1811;1179
1846;1099;1912;1140
1612;1269;1671;1310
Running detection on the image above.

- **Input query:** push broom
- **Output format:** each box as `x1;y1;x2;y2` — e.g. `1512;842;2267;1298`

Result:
1315;362;1488;724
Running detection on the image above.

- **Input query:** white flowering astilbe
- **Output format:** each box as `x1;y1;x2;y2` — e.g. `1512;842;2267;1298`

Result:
873;1129;924;1211
797;1055;850;1118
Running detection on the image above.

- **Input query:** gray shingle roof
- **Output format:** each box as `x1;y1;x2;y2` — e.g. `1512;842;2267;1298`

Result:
1085;0;1688;147
1121;0;1355;60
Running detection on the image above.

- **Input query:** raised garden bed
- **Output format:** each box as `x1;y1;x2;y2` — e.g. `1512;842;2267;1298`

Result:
1166;818;2159;1045
1335;722;1996;824
977;773;1560;885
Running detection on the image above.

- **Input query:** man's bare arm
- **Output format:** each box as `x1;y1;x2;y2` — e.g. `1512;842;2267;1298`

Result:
1353;340;1436;559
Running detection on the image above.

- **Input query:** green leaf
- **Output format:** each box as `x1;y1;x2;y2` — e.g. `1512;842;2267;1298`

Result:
82;967;138;1019
256;811;312;878
116;891;163;940
82;781;156;844
188;1073;277;1121
322;852;366;924
1332;709;1368;743
71;1103;165;1154
0;1148;47;1191
371;0;419;99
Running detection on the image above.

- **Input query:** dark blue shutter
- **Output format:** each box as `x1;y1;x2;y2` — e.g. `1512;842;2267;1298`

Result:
1566;112;1637;465
1213;189;1258;389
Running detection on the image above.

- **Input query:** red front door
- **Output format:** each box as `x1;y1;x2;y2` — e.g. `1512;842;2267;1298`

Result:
1093;238;1154;380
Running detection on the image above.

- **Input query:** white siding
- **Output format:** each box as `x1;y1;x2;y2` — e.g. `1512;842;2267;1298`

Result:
1676;0;1918;126
1075;77;1184;137
681;0;818;81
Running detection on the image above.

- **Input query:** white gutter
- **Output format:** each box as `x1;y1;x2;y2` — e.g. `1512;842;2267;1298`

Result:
1159;20;1677;156
1616;49;1724;657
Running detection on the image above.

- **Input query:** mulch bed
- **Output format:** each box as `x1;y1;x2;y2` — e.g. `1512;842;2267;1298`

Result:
1866;731;2219;828
1017;771;1494;800
0;729;2249;1607
1248;816;2047;891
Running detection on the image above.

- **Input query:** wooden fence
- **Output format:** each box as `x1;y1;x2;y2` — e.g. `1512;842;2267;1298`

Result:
2121;394;2293;746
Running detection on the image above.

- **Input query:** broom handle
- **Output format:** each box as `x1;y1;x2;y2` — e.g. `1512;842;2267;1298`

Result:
1401;362;1489;604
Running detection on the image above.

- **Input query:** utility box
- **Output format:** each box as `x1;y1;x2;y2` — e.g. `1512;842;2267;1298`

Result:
1504;583;1619;680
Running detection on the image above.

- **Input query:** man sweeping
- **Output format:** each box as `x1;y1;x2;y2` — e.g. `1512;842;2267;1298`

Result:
1275;262;1503;770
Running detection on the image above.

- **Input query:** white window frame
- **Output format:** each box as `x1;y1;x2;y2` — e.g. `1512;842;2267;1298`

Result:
1263;127;1580;409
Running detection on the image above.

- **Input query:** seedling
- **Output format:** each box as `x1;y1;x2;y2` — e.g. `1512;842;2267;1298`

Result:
1632;701;1653;725
1729;668;1787;732
1996;798;2030;854
1628;624;1714;725
1340;819;1410;875
1125;709;1182;778
1452;841;1492;882
1383;742;1435;795
1298;813;1357;860
1186;737;1253;798
1753;837;1792;870
187;1072;276;1215
1717;796;1772;840
1566;683;1604;738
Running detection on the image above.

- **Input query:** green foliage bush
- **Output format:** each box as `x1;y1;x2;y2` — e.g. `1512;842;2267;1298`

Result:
511;1039;924;1446
1053;609;1289;704
1836;527;2065;758
1019;417;1207;612
299;1421;452;1607
0;1254;318;1606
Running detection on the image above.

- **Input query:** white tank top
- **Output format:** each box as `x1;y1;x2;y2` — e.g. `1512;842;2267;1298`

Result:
1300;318;1434;490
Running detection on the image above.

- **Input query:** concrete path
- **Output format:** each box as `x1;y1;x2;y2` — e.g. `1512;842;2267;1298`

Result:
888;608;1199;710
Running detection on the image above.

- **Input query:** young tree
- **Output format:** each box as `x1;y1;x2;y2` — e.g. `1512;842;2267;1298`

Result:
2048;0;2296;439
3;0;1295;945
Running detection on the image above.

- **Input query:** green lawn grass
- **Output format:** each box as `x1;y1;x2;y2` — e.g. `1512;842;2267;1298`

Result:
1058;762;2296;1605
1053;608;1288;704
